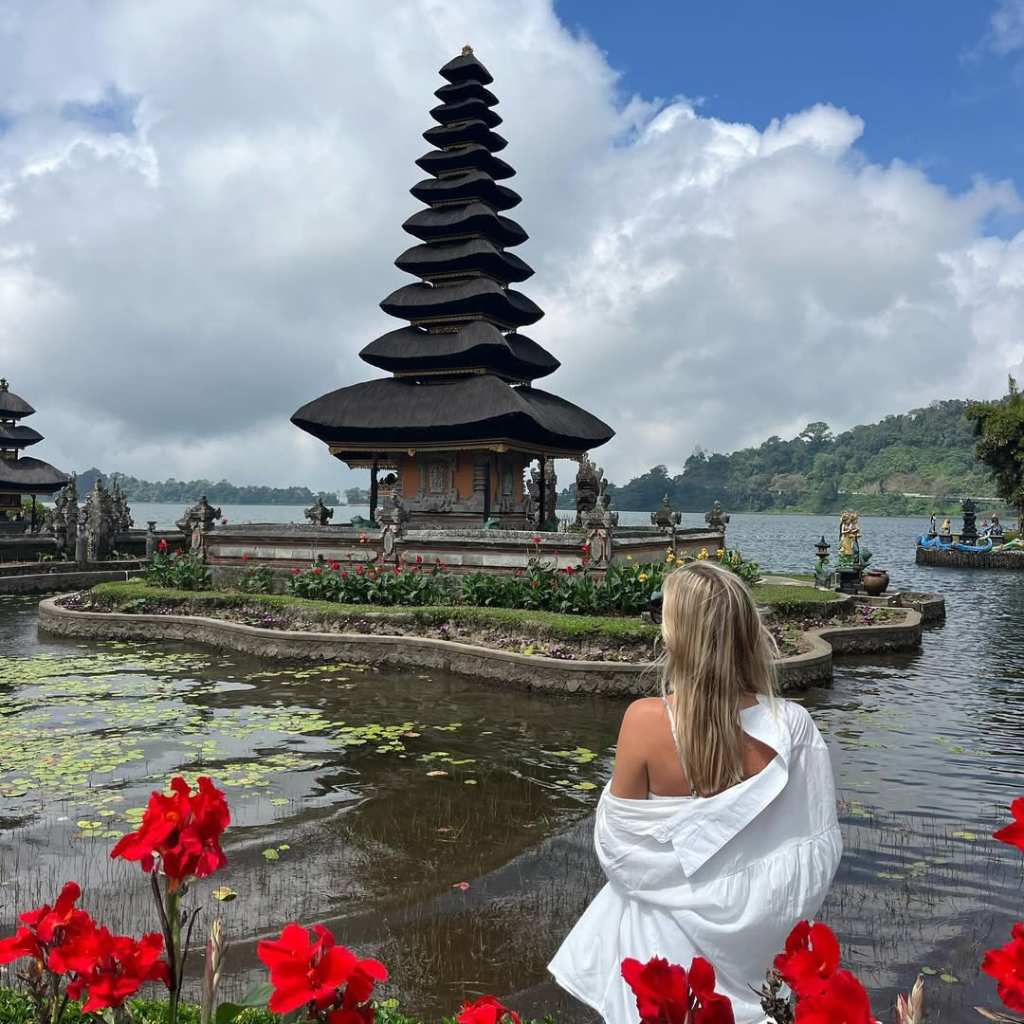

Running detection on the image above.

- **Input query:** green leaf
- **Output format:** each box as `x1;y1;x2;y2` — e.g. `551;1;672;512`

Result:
939;972;960;984
920;966;938;976
951;830;978;841
261;847;280;861
214;1004;247;1024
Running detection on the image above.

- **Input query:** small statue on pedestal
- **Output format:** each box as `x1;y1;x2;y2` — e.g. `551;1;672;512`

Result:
959;497;978;544
574;455;603;526
110;478;134;533
705;500;730;532
651;494;681;530
84;478;116;561
305;495;335;526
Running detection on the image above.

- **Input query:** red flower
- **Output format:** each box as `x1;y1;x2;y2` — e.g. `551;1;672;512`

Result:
356;564;365;576
330;561;341;571
774;920;840;997
291;567;301;575
257;923;386;1016
174;548;184;556
688;958;734;1024
982;921;1024;1013
415;555;423;564
57;927;169;1012
456;995;521;1024
793;969;873;1024
994;797;1024;853
394;566;402;575
580;543;590;554
531;535;541;545
241;553;250;562
158;539;168;553
621;957;690;1024
0;882;94;969
530;580;540;589
313;567;322;575
110;776;229;888
341;571;349;579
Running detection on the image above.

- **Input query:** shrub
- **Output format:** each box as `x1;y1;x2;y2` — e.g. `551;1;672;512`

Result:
144;548;211;591
237;566;275;594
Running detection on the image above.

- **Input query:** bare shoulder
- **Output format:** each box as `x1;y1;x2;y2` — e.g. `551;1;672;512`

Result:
620;697;666;730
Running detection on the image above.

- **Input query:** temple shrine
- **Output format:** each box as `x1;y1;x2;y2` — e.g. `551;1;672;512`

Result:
292;47;614;528
0;378;69;530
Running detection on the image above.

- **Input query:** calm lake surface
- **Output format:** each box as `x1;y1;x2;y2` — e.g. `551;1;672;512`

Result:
1;513;1021;1022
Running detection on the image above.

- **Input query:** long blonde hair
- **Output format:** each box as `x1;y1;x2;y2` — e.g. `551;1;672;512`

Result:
659;561;777;797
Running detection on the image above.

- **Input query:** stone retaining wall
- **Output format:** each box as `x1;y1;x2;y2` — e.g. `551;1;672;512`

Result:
916;546;1024;570
3;569;146;594
38;597;925;696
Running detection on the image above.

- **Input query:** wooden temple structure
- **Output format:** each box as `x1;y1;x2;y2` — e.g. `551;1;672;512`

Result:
292;47;614;528
0;378;69;530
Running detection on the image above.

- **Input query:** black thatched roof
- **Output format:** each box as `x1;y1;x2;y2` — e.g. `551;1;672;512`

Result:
291;49;614;457
292;375;611;454
0;380;35;420
360;323;559;380
0;456;69;494
0;424;43;447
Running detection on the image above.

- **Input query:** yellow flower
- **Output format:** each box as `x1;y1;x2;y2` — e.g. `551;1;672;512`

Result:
716;548;725;559
638;573;649;582
666;552;676;563
697;548;709;560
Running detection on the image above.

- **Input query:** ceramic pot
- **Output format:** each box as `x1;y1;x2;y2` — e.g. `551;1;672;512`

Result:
862;570;889;596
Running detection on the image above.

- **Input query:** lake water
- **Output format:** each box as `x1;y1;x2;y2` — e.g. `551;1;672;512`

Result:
1;512;1021;1022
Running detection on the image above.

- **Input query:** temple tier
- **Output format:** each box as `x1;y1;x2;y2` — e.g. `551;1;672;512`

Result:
292;46;613;527
0;378;70;526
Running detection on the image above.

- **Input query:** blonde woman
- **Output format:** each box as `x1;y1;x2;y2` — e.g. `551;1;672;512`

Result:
549;562;842;1024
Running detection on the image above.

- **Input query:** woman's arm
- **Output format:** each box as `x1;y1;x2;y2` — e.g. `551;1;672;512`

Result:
609;701;652;799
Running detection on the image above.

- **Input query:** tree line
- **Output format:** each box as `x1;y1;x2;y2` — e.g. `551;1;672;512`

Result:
559;399;1006;515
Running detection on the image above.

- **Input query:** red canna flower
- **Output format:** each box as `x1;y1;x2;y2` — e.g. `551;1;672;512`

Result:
257;923;386;1016
580;543;590;554
158;539;168;553
174;548;184;556
0;882;95;969
330;560;341;571
774;920;841;997
415;555;423;564
313;567;322;575
291;567;301;575
110;776;229;888
793;968;873;1024
456;995;521;1024
531;535;541;545
622;956;690;1024
982;921;1024;1012
994;797;1024;853
688;957;735;1024
57;927;169;1012
341;571;349;579
356;564;365;576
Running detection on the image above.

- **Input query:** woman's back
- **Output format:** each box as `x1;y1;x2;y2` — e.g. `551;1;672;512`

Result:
548;562;843;1024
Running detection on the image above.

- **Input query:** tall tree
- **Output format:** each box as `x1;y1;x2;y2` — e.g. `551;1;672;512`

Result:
967;377;1024;530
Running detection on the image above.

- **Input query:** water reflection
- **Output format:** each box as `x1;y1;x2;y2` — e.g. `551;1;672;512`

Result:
1;514;1022;1021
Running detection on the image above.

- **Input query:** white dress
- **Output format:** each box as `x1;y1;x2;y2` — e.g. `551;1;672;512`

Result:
548;696;842;1024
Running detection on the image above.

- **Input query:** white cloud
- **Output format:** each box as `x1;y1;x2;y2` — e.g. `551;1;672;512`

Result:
990;0;1024;55
0;0;1022;493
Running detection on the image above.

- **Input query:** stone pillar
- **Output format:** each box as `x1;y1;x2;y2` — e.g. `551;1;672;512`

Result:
145;521;157;558
75;521;87;565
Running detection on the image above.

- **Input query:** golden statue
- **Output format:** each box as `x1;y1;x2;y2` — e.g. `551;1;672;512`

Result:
838;510;860;558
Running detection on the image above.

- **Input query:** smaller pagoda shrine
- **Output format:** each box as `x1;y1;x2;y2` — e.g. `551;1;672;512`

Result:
0;378;70;530
292;47;614;528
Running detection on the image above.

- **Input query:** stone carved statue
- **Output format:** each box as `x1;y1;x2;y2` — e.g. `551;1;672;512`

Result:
705;500;730;532
651;494;681;529
109;478;133;533
305;495;335;526
960;497;978;544
177;496;222;537
837;509;860;561
574;455;604;526
84;478;116;561
527;462;559;531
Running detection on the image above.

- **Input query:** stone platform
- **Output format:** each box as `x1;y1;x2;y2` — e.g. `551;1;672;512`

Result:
916;545;1024;569
205;522;726;584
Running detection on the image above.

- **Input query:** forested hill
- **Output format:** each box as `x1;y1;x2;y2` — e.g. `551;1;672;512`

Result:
559;400;1003;515
75;469;334;506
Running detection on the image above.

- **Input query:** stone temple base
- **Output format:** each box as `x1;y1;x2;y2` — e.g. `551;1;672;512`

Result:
204;522;726;580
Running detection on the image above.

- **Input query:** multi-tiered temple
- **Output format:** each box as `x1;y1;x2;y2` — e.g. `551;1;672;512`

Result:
0;378;69;528
292;47;613;527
